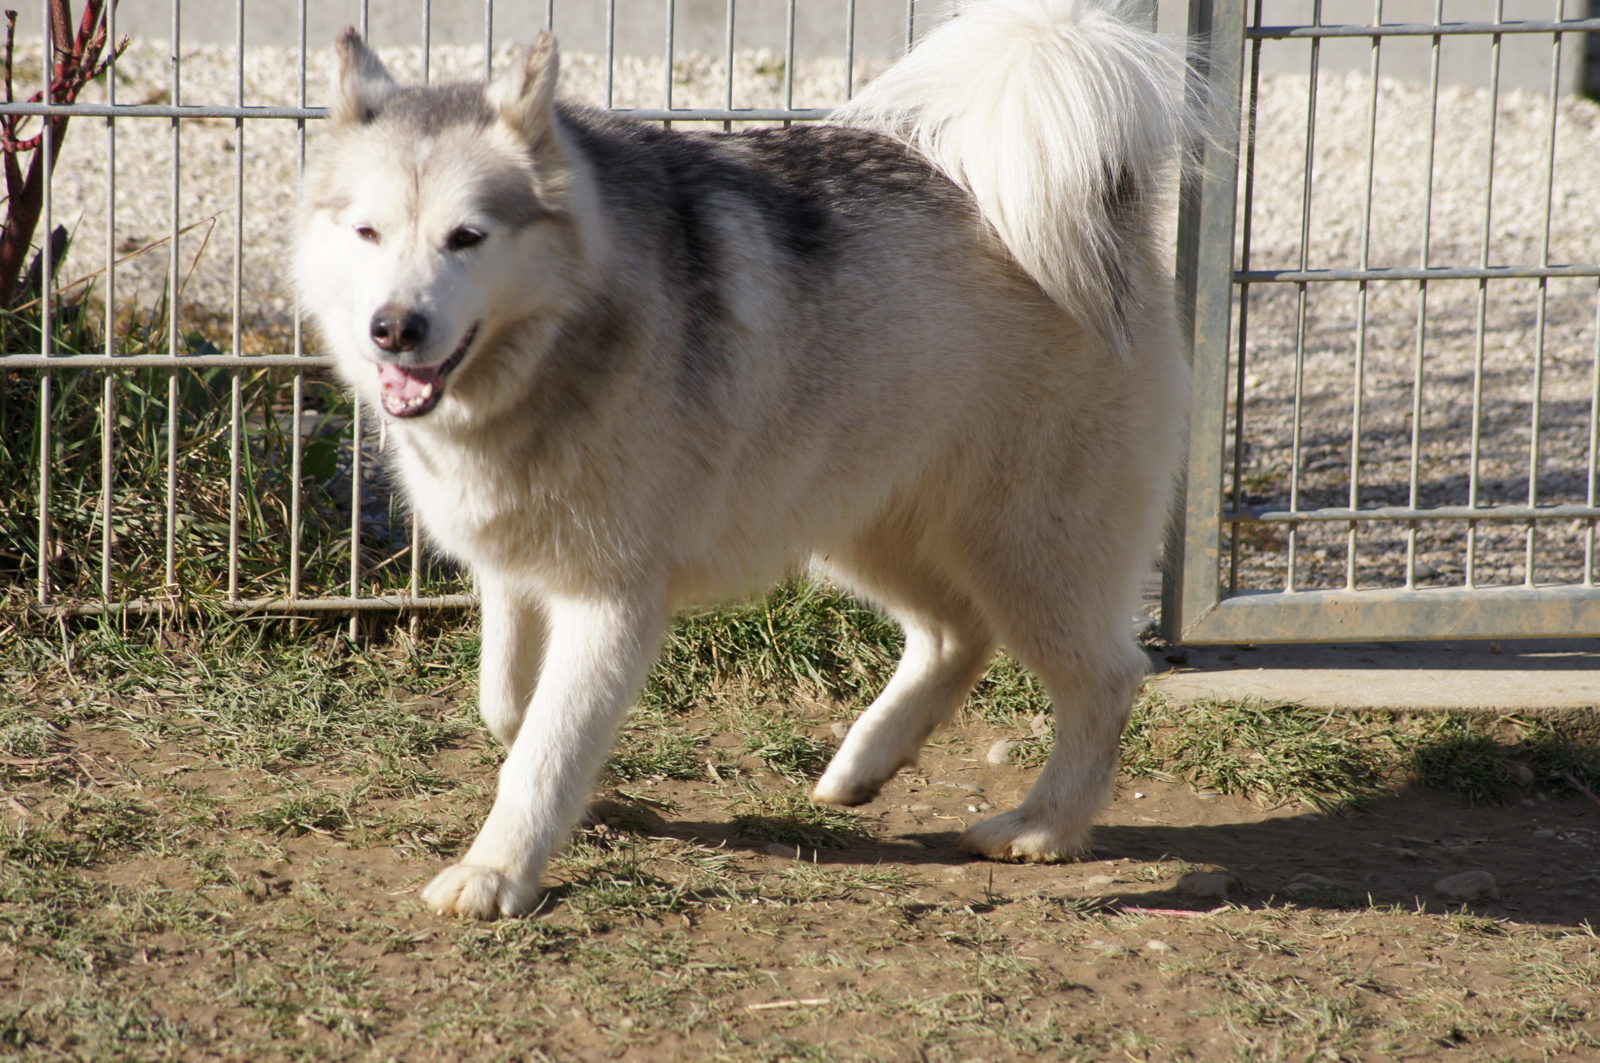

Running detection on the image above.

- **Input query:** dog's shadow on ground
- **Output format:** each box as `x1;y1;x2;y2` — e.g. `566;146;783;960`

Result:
637;783;1600;929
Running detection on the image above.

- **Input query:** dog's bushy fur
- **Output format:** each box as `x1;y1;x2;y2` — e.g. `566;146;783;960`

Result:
295;0;1200;919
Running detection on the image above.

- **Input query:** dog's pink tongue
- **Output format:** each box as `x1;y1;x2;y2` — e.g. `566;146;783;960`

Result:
377;364;444;417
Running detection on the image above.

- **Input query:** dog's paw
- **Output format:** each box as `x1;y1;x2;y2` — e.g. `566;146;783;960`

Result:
811;747;913;807
810;773;883;807
421;863;540;919
957;809;1092;863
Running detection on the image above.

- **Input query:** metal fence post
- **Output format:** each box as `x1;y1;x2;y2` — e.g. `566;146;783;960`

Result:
1163;0;1247;643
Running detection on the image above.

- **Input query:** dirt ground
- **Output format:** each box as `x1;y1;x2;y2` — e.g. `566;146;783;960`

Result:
3;648;1597;1061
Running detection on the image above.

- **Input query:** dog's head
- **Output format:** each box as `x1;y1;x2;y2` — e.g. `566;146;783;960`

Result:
295;31;594;424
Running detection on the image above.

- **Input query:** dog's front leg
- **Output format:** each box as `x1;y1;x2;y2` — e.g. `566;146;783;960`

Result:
422;590;667;919
476;575;547;746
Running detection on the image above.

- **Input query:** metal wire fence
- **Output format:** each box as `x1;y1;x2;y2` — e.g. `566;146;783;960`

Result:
2;0;945;624
9;0;1600;644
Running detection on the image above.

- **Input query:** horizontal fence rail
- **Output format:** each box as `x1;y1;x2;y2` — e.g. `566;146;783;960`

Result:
0;102;838;123
1249;16;1600;38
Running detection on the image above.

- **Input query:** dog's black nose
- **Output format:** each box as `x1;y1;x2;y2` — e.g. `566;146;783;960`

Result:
370;304;429;353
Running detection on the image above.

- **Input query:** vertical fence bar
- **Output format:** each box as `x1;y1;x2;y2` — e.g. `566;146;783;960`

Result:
906;0;915;53
845;0;857;99
164;0;182;590
1286;0;1324;593
1405;0;1444;590
1588;280;1599;586
1228;0;1264;594
289;0;308;605
605;0;615;109
483;0;494;80
348;397;363;639
784;0;796;117
100;0;117;603
35;0;53;605
664;0;677;124
1465;0;1505;588
1526;0;1565;586
38;0;51;349
723;0;735;131
228;0;246;601
422;0;432;83
351;0;377;636
1346;0;1384;590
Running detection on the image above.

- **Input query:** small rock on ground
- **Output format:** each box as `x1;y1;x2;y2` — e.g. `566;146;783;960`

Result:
985;738;1017;765
1435;870;1500;903
1178;871;1240;900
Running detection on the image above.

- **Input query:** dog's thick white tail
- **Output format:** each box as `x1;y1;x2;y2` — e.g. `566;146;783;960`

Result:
835;0;1202;360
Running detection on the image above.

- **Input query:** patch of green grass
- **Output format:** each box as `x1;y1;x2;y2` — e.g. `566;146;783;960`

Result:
646;580;900;711
244;788;356;838
970;654;1050;725
738;703;834;780
551;835;698;932
0;822;91;870
1396;713;1600;804
729;785;872;849
607;709;711;782
60;792;165;855
1121;693;1391;812
0;707;58;759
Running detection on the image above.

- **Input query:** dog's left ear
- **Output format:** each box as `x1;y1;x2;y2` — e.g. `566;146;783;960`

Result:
333;28;396;125
489;32;561;150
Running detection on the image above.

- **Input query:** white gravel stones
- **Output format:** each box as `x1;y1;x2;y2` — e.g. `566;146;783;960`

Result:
1230;71;1600;592
42;39;878;338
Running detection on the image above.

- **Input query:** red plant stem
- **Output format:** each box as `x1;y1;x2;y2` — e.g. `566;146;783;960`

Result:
0;0;126;307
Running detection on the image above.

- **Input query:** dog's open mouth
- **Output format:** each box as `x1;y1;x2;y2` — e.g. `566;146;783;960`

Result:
375;325;478;418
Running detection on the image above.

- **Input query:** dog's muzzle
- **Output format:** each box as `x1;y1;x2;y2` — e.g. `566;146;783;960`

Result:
375;324;478;418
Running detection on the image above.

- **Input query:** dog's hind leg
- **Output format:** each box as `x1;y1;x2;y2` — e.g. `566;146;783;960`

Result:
957;633;1146;861
951;518;1151;862
812;543;993;807
476;574;547;747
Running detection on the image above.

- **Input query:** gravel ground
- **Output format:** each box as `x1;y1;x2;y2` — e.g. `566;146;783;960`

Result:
34;40;1600;597
43;39;871;334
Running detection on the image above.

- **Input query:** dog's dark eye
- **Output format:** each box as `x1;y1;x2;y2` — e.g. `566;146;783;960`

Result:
355;225;380;244
447;227;485;251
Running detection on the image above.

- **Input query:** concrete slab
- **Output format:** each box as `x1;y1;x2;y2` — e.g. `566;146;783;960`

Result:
1145;639;1600;713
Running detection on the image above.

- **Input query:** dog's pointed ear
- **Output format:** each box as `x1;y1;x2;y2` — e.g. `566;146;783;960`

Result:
333;27;396;125
489;32;561;149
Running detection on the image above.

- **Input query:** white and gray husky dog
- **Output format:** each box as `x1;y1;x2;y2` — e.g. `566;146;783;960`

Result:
295;0;1203;918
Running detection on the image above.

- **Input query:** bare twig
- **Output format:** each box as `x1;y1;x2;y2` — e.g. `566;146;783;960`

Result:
1565;773;1600;812
5;210;224;314
745;998;830;1012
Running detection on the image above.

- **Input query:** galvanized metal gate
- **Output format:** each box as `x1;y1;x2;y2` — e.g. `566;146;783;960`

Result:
1165;0;1600;642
